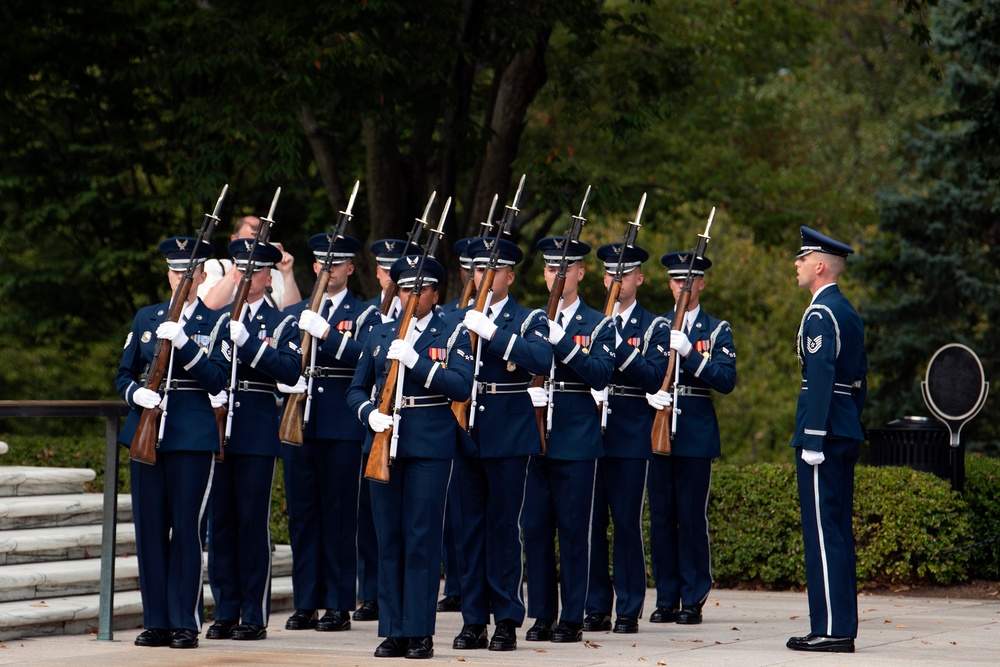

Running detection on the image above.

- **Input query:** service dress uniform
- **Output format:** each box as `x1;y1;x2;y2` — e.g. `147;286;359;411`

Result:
280;234;381;630
647;252;737;624
450;238;553;650
115;237;227;649
585;244;672;634
345;256;474;659
523;237;616;643
206;241;302;640
789;227;866;649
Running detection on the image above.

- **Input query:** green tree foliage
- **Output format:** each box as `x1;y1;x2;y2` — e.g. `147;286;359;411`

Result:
861;0;1000;447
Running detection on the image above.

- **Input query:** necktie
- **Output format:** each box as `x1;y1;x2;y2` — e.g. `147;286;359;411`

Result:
319;298;332;322
557;312;565;328
616;314;625;337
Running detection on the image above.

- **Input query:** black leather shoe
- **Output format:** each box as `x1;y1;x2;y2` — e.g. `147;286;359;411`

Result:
675;604;703;625
488;619;517;651
169;628;199;649
134;628;172;647
613;615;638;634
406;636;434;659
525;618;553;641
374;636;408;658
230;623;267;640
452;623;487;649
316;609;352;631
353;599;379;621
285;609;317;630
582;612;611;631
649;606;678;623
786;634;855;653
436;594;462;612
204;620;235;640
550;621;583;643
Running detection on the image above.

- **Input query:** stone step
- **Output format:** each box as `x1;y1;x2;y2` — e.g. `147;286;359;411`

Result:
0;493;133;530
0;466;96;497
0;523;136;565
0;574;295;641
0;545;293;603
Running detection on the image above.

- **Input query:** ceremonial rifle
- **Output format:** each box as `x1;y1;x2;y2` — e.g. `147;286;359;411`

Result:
379;192;436;317
130;184;229;464
455;194;499;311
650;207;715;455
598;193;646;430
530;185;590;455
365;197;451;483
451;177;525;429
221;188;281;455
278;181;360;445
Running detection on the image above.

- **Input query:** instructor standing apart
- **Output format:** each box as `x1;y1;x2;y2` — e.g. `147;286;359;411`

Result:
786;226;867;654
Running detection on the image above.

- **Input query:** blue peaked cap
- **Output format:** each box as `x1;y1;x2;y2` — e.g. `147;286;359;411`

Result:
797;226;854;258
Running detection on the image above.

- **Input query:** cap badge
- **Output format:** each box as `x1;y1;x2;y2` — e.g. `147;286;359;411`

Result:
175;238;189;251
406;256;419;268
385;241;396;251
553;238;564;249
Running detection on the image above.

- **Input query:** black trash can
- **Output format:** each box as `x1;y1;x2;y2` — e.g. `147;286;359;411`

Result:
867;416;961;489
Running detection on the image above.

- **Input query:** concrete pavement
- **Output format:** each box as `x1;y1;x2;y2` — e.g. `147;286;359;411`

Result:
1;587;997;666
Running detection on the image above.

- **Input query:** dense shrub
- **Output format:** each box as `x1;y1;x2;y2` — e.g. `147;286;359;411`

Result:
962;455;1000;580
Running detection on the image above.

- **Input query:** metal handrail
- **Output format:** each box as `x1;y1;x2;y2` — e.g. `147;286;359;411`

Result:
0;400;129;642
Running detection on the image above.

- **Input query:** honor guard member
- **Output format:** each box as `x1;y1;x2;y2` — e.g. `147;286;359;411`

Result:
786;227;866;654
115;237;228;649
346;255;474;660
355;238;420;621
522;237;616;644
450;238;553;652
584;243;672;634
205;240;302;641
278;234;381;633
646;252;736;626
436;236;477;614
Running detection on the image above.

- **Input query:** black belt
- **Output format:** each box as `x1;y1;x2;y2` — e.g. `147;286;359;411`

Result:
477;381;529;395
309;366;354;379
675;385;712;398
548;381;590;394
607;384;645;398
399;395;449;408
233;380;275;395
164;379;207;392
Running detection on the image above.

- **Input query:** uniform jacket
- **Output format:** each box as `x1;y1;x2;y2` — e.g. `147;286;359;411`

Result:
347;312;474;459
546;298;616;461
662;307;737;459
603;302;672;459
791;283;867;451
283;293;381;442
461;298;553;458
209;300;302;456
115;299;227;452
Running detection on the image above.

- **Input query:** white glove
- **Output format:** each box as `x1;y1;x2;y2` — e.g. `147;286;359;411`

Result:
209;390;228;409
156;321;189;349
276;376;307;394
547;319;566;345
464;309;498;340
801;449;826;466
591;388;605;406
670;329;693;357
527;386;548;408
387;339;420;369
368;410;393;432
133;387;162;410
299;309;331;339
645;390;673;411
229;319;250;347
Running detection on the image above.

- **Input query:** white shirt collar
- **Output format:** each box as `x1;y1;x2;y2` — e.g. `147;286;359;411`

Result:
488;295;509;320
614;300;637;324
811;282;837;304
326;289;348;314
559;297;581;323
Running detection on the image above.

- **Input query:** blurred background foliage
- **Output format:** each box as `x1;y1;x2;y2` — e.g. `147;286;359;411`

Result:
2;0;997;461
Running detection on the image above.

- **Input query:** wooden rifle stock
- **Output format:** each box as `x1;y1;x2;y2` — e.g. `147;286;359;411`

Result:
365;283;421;483
450;267;496;429
532;274;566;455
650;279;693;456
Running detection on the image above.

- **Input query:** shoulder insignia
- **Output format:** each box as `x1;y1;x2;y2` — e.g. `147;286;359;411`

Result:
221;339;232;362
807;310;824;321
123;331;133;349
806;335;822;354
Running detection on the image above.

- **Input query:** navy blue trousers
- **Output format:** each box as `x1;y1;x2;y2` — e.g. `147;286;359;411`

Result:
587;457;649;619
208;452;277;626
131;451;214;631
647;455;713;609
357;452;379;602
452;454;530;625
282;439;362;611
523;457;597;624
796;439;860;638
